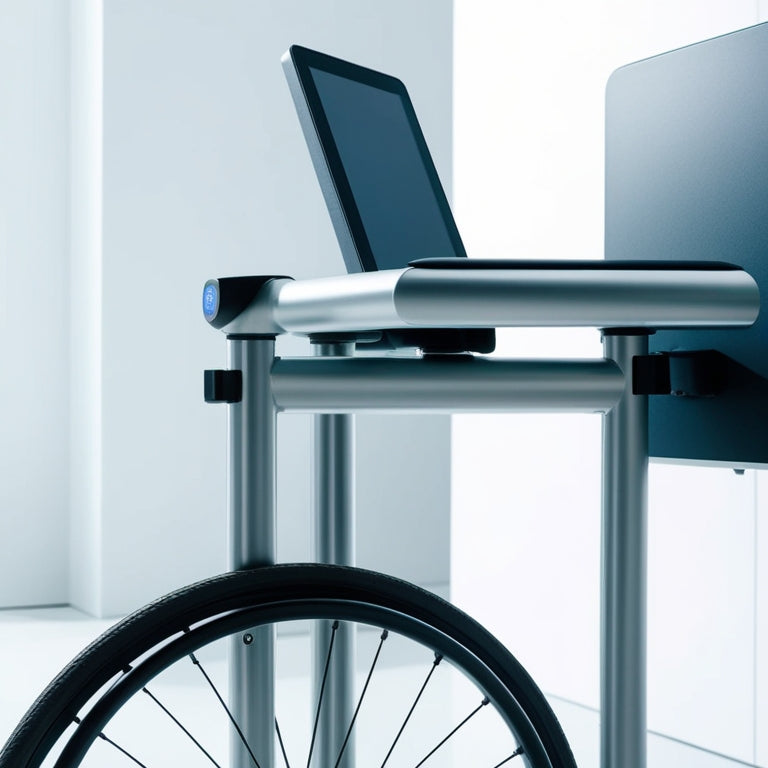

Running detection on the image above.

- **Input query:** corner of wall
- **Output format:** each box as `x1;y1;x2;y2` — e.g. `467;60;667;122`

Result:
69;0;104;616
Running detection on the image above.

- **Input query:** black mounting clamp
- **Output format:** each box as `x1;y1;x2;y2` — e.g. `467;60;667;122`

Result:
204;369;242;403
632;350;725;397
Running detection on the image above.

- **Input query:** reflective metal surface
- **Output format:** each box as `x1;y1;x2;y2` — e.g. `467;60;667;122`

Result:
262;267;760;336
311;342;356;768
228;339;277;768
601;334;649;768
272;356;623;414
274;271;404;333
395;268;759;329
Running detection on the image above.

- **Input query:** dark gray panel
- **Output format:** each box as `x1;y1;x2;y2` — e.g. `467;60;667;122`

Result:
606;22;768;465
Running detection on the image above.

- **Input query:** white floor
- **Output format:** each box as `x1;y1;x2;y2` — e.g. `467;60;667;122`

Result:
0;606;761;767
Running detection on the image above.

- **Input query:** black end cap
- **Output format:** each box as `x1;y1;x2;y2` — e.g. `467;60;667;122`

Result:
204;370;243;403
203;275;291;329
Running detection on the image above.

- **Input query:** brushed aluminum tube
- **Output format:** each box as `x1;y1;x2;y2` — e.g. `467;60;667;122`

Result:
272;356;623;414
311;342;356;768
395;268;758;328
601;333;649;768
275;270;403;333
268;267;759;334
228;339;276;768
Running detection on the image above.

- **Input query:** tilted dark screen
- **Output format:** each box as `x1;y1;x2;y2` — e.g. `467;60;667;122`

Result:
606;22;768;464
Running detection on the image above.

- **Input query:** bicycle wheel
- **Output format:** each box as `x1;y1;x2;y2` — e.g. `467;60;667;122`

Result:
0;564;576;768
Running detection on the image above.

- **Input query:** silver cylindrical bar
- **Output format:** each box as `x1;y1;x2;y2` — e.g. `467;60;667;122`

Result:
601;333;649;768
269;267;759;334
275;271;403;333
395;268;759;328
311;342;356;768
272;356;624;414
228;339;276;768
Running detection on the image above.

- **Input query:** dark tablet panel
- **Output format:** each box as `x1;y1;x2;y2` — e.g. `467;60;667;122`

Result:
606;22;768;465
282;45;466;273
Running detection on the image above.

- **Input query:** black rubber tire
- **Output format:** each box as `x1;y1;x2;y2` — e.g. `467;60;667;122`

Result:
0;564;577;768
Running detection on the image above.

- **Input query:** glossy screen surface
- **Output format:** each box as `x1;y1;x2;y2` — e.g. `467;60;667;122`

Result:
606;22;768;465
309;66;461;269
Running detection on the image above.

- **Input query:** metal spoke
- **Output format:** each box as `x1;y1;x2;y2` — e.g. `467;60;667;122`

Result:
413;697;490;768
98;732;150;767
492;746;525;767
276;718;292;768
307;620;339;768
73;716;148;767
380;652;443;768
334;630;389;768
188;650;261;768
142;686;222;767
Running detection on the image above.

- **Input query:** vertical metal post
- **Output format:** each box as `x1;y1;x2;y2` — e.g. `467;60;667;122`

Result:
228;338;277;768
311;341;356;768
601;332;649;768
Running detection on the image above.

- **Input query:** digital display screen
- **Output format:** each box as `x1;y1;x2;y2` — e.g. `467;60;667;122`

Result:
308;66;461;270
606;22;768;464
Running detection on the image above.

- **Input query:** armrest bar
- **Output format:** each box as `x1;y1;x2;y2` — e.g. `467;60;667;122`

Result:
271;356;624;414
269;267;758;335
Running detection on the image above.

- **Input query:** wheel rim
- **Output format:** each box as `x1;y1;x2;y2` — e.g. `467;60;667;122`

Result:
51;599;550;768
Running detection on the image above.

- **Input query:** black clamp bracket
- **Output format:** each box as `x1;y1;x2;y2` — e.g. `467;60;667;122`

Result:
204;369;242;403
308;328;496;355
632;350;725;397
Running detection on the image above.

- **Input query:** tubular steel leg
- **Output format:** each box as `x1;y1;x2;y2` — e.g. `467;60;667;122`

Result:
311;341;356;768
601;332;649;768
228;338;277;768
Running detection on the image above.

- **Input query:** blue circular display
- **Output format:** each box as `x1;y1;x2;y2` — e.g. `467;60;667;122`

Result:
202;283;218;318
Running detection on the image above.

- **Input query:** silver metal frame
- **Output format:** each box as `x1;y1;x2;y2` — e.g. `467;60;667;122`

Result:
227;339;277;768
601;333;649;768
215;266;759;768
311;341;356;768
213;266;760;336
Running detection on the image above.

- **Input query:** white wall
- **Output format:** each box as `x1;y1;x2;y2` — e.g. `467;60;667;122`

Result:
70;0;104;620
453;1;767;765
0;0;70;607
67;0;453;616
0;1;453;615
